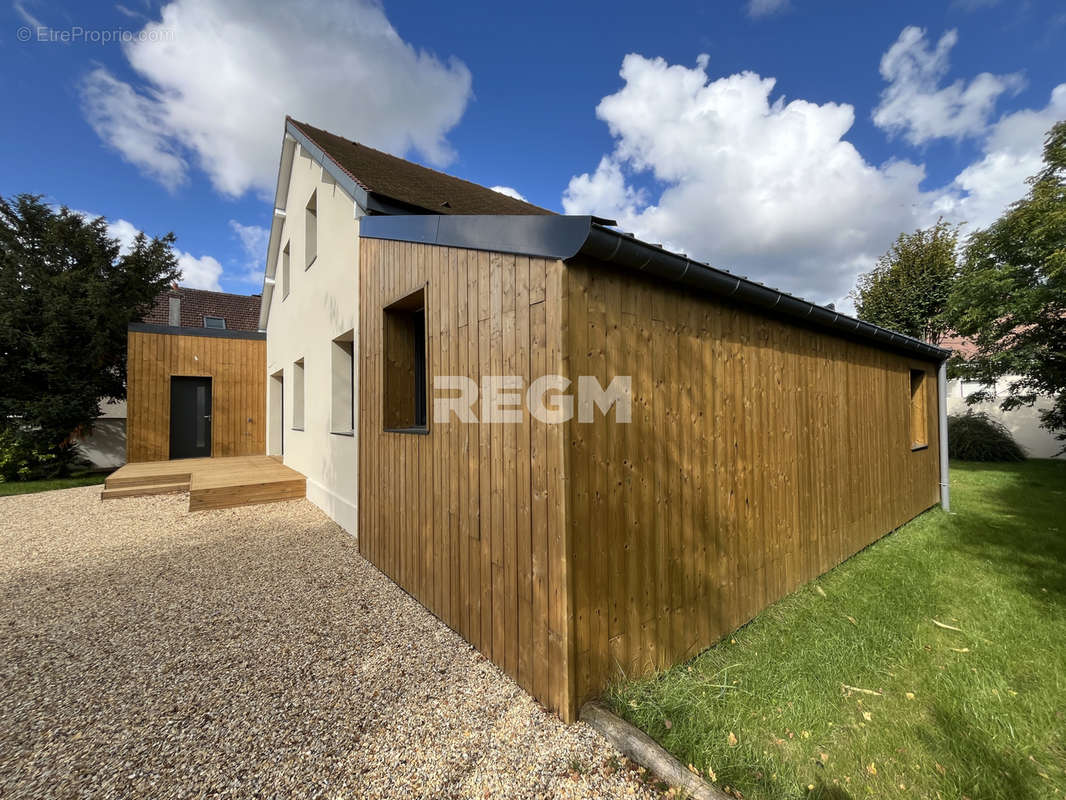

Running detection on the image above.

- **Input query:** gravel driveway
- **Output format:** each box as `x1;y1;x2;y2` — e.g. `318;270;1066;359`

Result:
0;488;658;799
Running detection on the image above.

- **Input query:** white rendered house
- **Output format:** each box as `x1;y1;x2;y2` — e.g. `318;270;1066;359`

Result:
258;118;548;533
940;334;1063;460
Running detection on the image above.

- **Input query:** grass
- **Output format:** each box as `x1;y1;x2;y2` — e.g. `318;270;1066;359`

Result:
608;460;1066;800
0;471;108;496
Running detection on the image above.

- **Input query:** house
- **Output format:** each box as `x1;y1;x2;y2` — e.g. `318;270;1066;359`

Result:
941;333;1063;459
78;286;265;467
260;117;951;721
260;118;548;532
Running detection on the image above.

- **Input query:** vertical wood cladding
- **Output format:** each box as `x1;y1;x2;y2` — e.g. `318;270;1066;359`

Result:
563;258;941;710
358;238;574;719
126;331;266;463
358;239;942;721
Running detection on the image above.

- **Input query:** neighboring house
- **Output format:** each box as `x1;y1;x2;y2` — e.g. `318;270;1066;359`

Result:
260;117;951;721
941;333;1063;459
77;287;264;468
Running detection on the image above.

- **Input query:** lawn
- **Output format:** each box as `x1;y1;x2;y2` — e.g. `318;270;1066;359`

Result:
0;472;108;496
608;460;1066;800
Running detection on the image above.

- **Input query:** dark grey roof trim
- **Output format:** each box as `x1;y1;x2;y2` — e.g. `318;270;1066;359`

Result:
287;120;440;216
360;215;950;362
361;213;592;259
129;322;266;341
285;120;370;211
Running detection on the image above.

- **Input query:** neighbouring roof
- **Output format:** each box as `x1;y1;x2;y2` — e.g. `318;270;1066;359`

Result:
940;332;979;360
287;117;553;216
141;286;262;332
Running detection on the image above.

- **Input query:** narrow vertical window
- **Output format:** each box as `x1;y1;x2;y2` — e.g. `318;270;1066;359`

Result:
909;368;928;449
383;288;427;432
292;358;305;430
331;331;355;434
282;242;291;300
305;190;317;269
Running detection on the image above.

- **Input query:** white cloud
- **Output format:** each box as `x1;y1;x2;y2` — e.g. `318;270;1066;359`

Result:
931;84;1066;229
80;0;473;198
562;48;1064;310
73;209;223;290
562;157;644;223
563;54;933;305
747;0;788;17
114;3;145;19
13;0;43;28
873;27;1024;145
228;219;270;283
490;186;527;202
110;219;144;256
175;251;223;291
81;68;188;191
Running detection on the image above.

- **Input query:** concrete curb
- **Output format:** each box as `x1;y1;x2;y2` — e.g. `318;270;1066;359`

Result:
580;701;731;800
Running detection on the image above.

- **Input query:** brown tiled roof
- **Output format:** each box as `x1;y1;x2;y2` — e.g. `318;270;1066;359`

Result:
288;117;553;216
940;332;979;359
141;286;262;331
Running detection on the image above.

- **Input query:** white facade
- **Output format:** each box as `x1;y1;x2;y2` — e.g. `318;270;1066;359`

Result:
947;377;1063;459
76;398;127;470
263;142;362;533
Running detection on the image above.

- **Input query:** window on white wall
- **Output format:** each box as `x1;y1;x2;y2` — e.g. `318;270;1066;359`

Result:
292;358;305;430
282;242;291;300
331;331;355;434
305;190;317;269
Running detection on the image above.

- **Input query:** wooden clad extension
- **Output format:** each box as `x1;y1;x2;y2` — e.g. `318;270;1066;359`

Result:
563;258;941;711
358;238;574;718
358;238;942;722
126;330;267;462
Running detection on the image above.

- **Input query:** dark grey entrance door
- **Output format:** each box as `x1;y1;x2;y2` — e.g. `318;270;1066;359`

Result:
170;377;212;459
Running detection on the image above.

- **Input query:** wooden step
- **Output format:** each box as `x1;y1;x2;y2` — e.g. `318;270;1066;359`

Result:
101;481;190;500
189;478;306;512
105;472;191;490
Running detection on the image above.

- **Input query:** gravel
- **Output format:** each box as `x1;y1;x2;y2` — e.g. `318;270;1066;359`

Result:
0;488;661;799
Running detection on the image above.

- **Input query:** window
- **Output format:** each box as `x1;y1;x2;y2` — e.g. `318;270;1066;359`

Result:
292;358;305;430
168;296;181;326
383;288;427;432
331;331;355;434
305;190;317;269
909;368;928;450
282;242;291;300
203;316;226;329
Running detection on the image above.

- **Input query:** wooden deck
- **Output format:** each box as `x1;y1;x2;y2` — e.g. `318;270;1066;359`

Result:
102;455;306;511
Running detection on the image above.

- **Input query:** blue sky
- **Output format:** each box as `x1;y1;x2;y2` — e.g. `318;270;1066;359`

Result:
1;0;1063;306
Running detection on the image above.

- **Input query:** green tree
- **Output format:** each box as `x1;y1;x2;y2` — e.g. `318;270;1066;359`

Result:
948;122;1066;449
0;194;180;478
852;219;960;344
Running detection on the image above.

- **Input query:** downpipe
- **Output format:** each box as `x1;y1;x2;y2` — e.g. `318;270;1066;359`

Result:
937;359;951;512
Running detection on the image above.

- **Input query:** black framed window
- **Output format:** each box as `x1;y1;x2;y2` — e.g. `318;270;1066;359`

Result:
383;287;428;433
